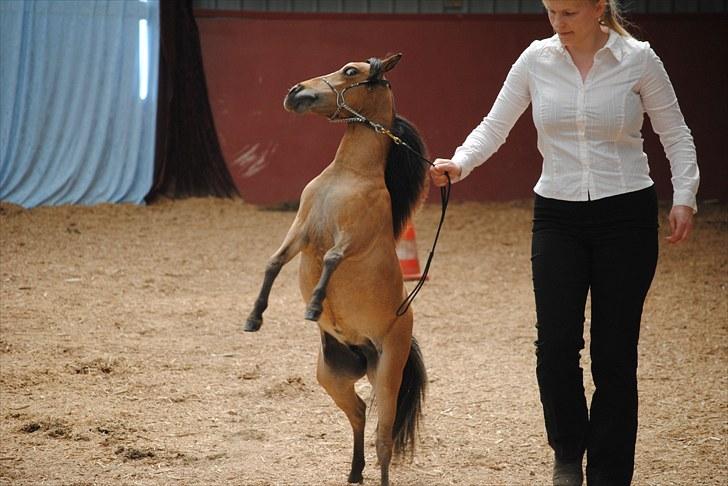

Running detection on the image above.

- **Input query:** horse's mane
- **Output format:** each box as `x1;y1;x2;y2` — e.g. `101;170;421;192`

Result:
385;116;428;239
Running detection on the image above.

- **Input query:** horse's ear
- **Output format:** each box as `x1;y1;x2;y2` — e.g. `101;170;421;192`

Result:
381;53;403;73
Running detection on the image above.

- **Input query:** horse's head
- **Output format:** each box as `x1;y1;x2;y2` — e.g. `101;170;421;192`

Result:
284;53;402;121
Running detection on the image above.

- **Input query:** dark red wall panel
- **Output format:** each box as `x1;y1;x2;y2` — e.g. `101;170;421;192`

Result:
196;12;727;205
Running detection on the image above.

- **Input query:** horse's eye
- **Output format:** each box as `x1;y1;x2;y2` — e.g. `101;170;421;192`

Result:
344;67;358;76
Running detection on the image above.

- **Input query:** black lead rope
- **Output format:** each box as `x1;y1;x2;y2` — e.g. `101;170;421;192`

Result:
392;141;451;317
343;99;452;317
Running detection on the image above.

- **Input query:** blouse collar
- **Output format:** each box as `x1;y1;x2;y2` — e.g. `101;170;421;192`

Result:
547;29;625;63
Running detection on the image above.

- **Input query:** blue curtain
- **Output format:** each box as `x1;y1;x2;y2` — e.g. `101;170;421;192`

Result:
0;0;159;207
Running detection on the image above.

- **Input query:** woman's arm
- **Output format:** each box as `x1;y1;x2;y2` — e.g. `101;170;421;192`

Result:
640;47;700;207
444;42;535;182
640;46;700;243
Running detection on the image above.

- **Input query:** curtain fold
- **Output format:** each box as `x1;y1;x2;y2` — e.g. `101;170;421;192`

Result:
145;0;239;202
0;0;160;207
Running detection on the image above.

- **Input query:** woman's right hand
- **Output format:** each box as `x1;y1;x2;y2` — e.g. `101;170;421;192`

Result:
429;159;462;187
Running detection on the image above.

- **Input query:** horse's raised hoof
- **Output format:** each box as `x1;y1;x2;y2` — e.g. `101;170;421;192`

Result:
244;315;263;332
304;305;322;322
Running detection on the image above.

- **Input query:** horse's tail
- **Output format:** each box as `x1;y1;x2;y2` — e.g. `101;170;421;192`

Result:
385;116;429;240
393;336;427;456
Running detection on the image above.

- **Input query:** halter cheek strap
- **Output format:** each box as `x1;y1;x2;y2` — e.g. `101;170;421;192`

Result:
321;77;406;147
321;76;390;124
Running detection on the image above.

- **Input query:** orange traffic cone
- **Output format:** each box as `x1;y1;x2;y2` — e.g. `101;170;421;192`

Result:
396;222;425;281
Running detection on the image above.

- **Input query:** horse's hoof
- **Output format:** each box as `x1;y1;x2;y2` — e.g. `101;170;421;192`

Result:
347;471;364;484
304;306;321;322
244;316;263;332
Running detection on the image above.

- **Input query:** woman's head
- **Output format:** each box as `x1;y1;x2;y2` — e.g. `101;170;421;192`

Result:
542;0;630;45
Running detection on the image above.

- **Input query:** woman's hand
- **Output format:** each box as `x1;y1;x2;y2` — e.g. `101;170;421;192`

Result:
429;159;462;187
666;205;694;244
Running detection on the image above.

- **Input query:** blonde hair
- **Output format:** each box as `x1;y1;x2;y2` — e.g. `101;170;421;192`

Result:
599;0;632;37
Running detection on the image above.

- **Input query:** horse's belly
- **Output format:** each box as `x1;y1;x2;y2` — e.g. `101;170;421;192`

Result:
298;254;405;342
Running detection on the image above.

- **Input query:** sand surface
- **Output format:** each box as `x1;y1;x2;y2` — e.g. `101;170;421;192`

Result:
1;198;725;485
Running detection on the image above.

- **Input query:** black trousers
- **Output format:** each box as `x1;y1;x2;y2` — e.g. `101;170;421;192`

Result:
531;186;659;486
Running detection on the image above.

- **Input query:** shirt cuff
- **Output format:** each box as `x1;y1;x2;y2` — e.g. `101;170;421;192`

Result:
673;190;697;213
451;152;475;181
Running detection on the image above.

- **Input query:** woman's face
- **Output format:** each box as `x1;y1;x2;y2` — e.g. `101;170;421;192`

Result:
543;0;605;48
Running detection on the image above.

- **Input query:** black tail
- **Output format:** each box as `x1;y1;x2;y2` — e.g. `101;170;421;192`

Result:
392;337;427;456
384;116;429;240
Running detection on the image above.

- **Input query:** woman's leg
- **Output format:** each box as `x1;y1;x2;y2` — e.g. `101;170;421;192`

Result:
586;187;659;486
532;196;591;463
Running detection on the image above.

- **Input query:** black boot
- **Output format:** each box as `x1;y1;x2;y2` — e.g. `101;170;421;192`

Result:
553;456;584;486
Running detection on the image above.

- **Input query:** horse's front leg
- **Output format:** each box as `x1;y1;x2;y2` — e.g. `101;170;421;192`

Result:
244;222;304;332
304;246;344;321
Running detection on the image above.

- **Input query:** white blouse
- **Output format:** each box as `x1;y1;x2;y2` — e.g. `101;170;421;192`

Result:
451;30;700;211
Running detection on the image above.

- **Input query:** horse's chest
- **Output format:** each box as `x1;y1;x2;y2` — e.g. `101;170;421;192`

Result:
304;182;388;234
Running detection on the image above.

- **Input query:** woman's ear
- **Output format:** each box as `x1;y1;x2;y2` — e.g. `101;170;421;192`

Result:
596;0;607;21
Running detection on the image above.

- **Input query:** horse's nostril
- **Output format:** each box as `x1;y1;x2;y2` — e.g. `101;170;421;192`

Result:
284;84;318;113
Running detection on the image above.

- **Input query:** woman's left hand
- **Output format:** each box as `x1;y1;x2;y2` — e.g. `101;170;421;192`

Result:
666;205;694;244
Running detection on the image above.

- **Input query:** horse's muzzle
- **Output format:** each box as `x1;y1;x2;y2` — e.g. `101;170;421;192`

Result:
284;84;319;113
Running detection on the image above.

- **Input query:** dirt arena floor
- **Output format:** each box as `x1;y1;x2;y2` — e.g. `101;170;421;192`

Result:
0;197;725;486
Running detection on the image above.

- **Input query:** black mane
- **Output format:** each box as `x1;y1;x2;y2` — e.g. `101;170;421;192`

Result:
385;116;428;239
367;57;383;80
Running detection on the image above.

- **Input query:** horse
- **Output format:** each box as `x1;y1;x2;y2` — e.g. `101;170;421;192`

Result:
244;53;429;485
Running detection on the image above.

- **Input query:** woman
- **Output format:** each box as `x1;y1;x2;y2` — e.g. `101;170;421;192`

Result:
430;1;699;485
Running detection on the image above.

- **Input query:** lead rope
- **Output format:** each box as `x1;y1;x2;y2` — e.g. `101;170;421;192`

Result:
322;76;452;316
396;167;450;317
370;128;451;317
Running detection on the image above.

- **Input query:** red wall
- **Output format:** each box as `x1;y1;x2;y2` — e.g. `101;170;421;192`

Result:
196;12;727;205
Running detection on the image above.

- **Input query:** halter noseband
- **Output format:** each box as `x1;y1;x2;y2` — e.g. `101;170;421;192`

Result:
321;77;390;124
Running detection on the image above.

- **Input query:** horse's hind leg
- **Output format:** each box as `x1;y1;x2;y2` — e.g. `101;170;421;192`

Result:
305;248;343;321
317;332;367;483
373;324;412;486
244;222;304;332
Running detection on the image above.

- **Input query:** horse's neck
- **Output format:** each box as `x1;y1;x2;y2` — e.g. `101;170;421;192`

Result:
333;122;392;176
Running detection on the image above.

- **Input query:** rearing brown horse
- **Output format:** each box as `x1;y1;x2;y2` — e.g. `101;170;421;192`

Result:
244;53;428;486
